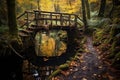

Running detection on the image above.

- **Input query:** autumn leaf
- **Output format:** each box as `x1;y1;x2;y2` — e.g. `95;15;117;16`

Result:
82;77;87;80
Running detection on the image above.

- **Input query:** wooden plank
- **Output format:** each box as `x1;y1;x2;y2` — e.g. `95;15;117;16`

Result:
35;18;72;21
18;32;29;37
33;25;76;31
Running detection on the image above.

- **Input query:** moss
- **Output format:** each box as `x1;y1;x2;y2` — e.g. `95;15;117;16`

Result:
81;36;87;44
112;52;120;63
48;69;61;80
59;63;69;70
93;28;104;44
0;25;9;34
108;37;119;58
0;33;23;56
111;52;120;69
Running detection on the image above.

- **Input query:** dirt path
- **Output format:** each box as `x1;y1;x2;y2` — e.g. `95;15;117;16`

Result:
54;36;119;80
66;36;107;80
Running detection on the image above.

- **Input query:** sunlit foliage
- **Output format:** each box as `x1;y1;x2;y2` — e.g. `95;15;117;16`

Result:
16;0;81;14
40;0;54;12
35;31;67;57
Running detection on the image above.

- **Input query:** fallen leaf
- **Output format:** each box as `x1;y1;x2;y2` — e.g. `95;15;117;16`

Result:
98;66;102;69
93;73;97;76
82;66;87;70
73;76;77;79
82;77;87;80
97;56;101;59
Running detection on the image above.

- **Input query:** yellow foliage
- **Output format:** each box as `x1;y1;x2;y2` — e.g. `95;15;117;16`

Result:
40;0;54;12
17;0;82;14
89;0;98;3
17;0;24;4
59;0;81;13
58;41;67;56
17;0;100;14
35;32;67;57
40;38;67;57
40;37;55;57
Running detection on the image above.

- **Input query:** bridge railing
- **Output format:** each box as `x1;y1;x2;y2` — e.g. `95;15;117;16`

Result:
75;15;84;27
34;10;76;26
17;10;83;28
17;11;35;28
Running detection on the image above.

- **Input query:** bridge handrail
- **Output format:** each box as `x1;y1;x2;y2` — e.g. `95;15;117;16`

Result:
19;20;34;28
75;15;84;27
34;10;75;16
17;10;83;28
17;11;35;28
17;11;34;19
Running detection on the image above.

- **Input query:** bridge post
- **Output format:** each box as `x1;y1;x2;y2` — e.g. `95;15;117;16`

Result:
45;14;48;25
50;13;52;26
68;14;71;26
60;13;63;26
26;11;29;28
74;15;77;27
34;10;39;27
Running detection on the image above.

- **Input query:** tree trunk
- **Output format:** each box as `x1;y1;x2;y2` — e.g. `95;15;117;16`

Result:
85;0;91;19
67;0;72;7
7;0;18;35
54;0;60;12
37;0;40;10
98;0;106;17
81;0;88;30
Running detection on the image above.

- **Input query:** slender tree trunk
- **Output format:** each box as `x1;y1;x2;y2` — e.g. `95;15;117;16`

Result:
81;0;88;30
30;3;33;10
37;0;40;10
109;0;116;18
85;0;91;19
67;0;72;7
7;0;18;35
54;0;60;12
98;0;106;17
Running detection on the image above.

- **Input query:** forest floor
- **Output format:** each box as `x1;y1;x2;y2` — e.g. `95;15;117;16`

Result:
53;36;120;80
23;36;120;80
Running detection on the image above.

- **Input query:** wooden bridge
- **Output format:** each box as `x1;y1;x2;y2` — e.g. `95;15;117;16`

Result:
17;10;83;66
17;10;82;28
